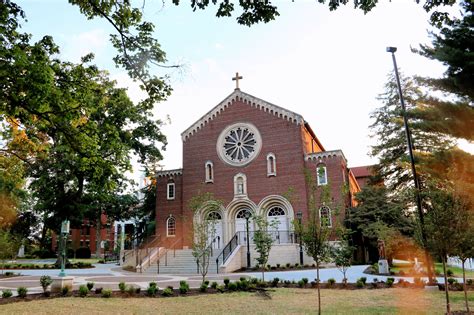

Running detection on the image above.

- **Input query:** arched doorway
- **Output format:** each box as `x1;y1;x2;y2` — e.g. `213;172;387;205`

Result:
207;211;223;249
267;206;289;243
235;208;253;243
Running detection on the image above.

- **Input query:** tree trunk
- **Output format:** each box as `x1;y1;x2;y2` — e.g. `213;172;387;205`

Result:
96;216;101;258
316;261;321;315
442;256;451;315
262;267;265;282
462;259;470;313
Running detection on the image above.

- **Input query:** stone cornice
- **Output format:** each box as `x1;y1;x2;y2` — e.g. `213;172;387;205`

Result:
305;150;347;164
155;169;183;178
181;89;305;142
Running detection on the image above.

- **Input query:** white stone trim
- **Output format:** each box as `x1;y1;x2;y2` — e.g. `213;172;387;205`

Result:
305;149;347;163
317;165;328;186
156;169;183;178
266;152;277;177
205;160;214;183
166;215;176;237
181;90;305;142
233;173;248;197
166;183;175;200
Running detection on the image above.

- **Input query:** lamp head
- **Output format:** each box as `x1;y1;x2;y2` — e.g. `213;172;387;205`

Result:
244;211;251;219
296;211;303;219
386;46;397;53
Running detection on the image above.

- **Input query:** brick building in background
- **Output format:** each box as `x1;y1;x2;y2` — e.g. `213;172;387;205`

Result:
154;86;369;251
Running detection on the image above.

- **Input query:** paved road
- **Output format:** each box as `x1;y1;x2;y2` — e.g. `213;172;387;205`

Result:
0;263;464;296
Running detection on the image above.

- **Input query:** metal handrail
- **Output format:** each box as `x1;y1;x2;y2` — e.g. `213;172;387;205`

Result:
236;230;297;245
215;233;239;274
156;237;182;274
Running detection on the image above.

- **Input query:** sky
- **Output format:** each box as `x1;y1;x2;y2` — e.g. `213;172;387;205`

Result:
17;0;460;177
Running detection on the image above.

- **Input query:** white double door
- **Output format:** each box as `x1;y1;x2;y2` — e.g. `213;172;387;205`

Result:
207;220;223;250
268;215;289;243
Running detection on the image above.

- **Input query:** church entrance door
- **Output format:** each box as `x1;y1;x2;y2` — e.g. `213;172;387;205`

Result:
267;207;289;243
207;211;223;250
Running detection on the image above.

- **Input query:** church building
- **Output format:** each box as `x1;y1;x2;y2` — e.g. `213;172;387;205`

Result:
153;76;365;271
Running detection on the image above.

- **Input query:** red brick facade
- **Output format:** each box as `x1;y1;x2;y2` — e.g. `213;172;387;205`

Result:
155;90;361;248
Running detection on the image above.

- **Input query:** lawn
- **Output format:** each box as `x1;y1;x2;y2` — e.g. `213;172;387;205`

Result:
1;288;472;314
390;262;474;278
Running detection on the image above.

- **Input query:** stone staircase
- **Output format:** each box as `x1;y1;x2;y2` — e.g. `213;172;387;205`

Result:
145;249;221;274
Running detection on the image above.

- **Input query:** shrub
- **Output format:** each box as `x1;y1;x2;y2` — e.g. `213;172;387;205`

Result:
387;278;395;287
467;279;473;285
286;263;291;268
250;277;259;284
239;280;249;291
204;280;210;286
78;285;89;297
359;277;367;285
40;275;53;294
135;287;141;294
86;282;94;291
17;287;28;298
161;287;173;297
297;280;305;288
448;278;457;285
179;281;189;294
271;277;280;287
61;286;70;296
356;279;364;288
2;289;13;298
276;263;281;268
101;289;112;298
95;287;103;294
223;278;230;288
127;285;136;296
216;285;225;293
327;278;336;285
294;263;299;268
302;278;309;285
240;276;246;282
199;283;208;292
119;282;127;293
147;282;158;297
446;269;454;277
211;281;218;289
228;282;238;291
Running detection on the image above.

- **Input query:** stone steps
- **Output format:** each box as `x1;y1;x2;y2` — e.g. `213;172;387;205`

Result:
144;249;221;274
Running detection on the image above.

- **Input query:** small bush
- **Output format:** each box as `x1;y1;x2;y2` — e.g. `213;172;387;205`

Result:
467;279;473;285
204;280;210;286
61;286;70;296
135;287;141;294
272;277;280;287
2;289;13;298
356;279;364;288
302;278;309;285
327;278;336;285
250;277;259;285
448;278;457;285
239;280;249;291
240;276;246;282
387;278;395;287
95;287;103;294
297;280;305;288
101;289;112;298
79;285;89;297
40;275;53;294
17;286;28;298
286;263;291;268
228;282;238;291
294;263;299;268
210;281;218;289
359;277;367;285
446;269;454;277
216;285;225;293
147;282;158;296
223;278;230;288
5;271;13;276
127;285;136;296
161;287;173;297
179;281;189;294
86;282;94;290
199;283;208;292
276;263;281;268
119;282;127;293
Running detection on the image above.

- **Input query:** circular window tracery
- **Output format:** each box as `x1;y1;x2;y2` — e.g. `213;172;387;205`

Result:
207;211;222;220
217;123;262;166
268;207;285;216
236;209;252;219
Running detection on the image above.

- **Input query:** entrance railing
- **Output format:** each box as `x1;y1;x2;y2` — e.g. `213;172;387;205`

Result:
215;233;239;274
236;230;297;245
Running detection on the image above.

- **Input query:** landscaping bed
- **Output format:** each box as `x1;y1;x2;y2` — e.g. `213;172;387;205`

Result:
0;262;94;270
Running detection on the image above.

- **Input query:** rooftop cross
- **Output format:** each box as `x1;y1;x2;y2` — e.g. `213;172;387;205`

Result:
232;72;243;90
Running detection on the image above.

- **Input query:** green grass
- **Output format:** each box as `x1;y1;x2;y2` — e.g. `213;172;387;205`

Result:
69;258;100;264
390;262;474;278
0;288;472;314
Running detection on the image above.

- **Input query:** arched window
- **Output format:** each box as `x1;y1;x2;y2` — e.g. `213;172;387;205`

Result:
205;161;214;183
317;164;327;186
236;209;252;219
267;153;276;177
167;179;175;200
268;207;285;216
207;211;222;220
166;216;176;236
319;206;332;227
234;173;247;196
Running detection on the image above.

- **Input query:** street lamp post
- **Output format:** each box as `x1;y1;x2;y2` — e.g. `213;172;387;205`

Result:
59;220;70;277
386;46;434;282
296;211;304;265
244;211;251;269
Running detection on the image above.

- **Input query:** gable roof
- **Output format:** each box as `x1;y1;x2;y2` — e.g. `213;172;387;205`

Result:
181;89;305;141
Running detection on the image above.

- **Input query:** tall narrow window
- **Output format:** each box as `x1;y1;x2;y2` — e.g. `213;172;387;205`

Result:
266;153;276;177
319;206;332;227
205;161;214;183
166;216;176;236
317;165;327;186
234;173;247;196
167;182;175;200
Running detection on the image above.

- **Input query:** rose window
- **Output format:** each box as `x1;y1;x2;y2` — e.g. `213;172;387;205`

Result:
217;123;262;166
